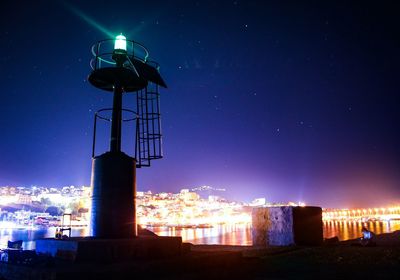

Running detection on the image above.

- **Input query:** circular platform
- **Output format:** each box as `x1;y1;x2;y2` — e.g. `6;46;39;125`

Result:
88;67;148;92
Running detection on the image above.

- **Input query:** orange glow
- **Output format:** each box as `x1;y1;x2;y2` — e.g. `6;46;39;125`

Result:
323;205;400;222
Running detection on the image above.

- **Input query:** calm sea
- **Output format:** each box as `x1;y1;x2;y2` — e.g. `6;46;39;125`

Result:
2;221;400;250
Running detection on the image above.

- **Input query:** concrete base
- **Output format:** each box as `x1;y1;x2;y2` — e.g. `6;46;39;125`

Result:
252;206;323;246
36;236;182;262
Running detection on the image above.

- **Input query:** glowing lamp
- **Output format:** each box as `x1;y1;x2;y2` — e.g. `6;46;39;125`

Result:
114;34;127;51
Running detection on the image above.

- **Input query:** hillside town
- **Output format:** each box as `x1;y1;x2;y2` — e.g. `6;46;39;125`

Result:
0;185;276;229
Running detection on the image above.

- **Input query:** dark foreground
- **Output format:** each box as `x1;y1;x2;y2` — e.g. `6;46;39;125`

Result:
1;231;400;280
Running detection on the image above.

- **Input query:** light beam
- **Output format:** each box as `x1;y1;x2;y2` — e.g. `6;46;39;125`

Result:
60;0;114;38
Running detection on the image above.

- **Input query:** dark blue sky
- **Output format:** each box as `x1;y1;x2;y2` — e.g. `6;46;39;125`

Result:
0;0;399;207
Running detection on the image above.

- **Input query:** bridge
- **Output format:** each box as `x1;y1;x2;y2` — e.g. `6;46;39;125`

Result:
323;206;400;221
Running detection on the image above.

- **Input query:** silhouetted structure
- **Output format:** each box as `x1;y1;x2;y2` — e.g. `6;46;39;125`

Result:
88;35;166;238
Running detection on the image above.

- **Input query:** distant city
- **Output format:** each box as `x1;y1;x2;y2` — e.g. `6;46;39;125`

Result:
1;185;399;230
0;185;305;229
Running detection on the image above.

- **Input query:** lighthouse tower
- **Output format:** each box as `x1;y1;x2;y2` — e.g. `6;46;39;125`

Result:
88;35;166;238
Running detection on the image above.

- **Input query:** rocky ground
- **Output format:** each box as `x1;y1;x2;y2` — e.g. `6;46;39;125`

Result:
1;231;399;279
146;231;400;279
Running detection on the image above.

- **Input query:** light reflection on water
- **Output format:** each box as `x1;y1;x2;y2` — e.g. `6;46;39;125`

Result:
1;221;399;249
0;227;89;250
323;220;400;241
148;224;253;245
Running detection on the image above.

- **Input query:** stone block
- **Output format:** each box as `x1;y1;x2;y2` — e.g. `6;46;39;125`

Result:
36;236;182;262
252;206;322;246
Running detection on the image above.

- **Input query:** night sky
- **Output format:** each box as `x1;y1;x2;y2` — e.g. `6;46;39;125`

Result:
0;0;399;208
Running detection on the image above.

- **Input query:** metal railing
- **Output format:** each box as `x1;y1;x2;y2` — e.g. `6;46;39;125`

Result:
92;108;137;158
90;39;149;71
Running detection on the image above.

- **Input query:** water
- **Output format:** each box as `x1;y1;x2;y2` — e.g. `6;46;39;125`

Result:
151;221;400;244
0;227;89;250
2;221;400;249
149;224;253;245
323;220;400;241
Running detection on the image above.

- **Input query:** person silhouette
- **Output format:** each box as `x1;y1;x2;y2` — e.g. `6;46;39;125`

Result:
361;226;376;246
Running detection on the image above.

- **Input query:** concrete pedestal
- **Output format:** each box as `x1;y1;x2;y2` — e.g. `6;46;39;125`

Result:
36;236;182;262
90;152;137;238
252;206;323;246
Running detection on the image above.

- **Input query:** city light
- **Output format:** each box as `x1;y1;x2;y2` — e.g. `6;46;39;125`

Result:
0;185;308;229
3;185;398;230
323;206;400;222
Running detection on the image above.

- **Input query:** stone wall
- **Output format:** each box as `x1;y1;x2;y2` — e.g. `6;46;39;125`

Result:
252;206;322;246
252;207;269;246
267;207;295;246
292;206;323;246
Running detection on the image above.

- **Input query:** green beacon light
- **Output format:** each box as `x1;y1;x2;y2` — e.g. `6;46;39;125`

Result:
114;34;127;51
